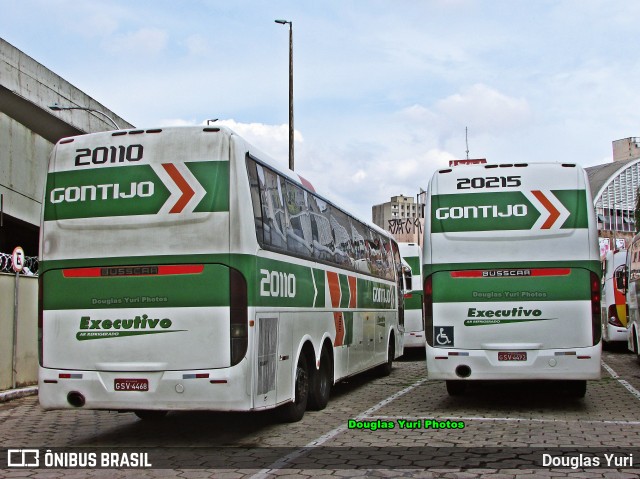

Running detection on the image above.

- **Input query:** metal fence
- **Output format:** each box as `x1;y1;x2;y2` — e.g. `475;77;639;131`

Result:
0;252;39;275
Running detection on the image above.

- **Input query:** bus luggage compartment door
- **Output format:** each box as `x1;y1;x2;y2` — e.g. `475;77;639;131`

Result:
41;263;238;371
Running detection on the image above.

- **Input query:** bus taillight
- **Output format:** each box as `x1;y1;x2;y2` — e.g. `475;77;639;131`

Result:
591;272;602;345
229;268;248;366
424;275;433;346
608;304;623;327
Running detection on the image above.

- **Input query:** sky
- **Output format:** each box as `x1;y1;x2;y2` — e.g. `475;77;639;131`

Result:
3;0;640;221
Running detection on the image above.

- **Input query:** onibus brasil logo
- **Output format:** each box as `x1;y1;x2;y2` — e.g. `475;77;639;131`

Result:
76;315;184;340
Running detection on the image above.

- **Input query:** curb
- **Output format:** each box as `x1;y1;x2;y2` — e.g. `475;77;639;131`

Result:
0;386;38;403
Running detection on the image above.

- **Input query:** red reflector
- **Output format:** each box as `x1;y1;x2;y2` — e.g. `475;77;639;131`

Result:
209;380;228;384
435;356;448;360
450;268;570;278
577;356;591;360
44;380;58;384
63;268;101;278
404;293;413;299
63;265;204;277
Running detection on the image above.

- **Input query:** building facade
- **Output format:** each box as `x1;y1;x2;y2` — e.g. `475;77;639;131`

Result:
372;193;425;245
586;138;640;256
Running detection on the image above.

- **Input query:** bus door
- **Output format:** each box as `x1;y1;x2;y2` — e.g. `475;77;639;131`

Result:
254;313;293;407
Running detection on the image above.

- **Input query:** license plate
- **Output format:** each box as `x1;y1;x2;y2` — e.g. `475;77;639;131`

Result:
498;351;527;361
114;379;149;391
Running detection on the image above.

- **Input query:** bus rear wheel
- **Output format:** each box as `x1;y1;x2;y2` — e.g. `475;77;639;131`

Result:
278;354;309;423
565;380;587;398
379;336;395;377
446;380;467;396
309;347;332;411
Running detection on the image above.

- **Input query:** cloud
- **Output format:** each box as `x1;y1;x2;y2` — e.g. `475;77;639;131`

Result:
216;119;303;166
157;118;199;127
106;28;168;56
183;34;209;57
435;84;531;134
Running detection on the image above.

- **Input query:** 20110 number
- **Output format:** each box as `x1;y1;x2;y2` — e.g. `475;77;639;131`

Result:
259;269;296;298
75;144;143;166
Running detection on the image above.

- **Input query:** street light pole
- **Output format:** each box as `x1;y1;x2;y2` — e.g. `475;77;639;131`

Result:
275;19;294;171
49;103;121;130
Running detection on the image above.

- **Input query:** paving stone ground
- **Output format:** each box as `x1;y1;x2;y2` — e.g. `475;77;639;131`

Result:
1;347;640;478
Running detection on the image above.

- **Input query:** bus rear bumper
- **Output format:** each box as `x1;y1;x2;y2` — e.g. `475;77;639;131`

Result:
403;331;426;349
38;365;253;412
604;324;627;343
426;345;601;380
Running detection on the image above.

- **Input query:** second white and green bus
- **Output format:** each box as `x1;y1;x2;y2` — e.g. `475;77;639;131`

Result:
399;242;425;349
38;126;404;421
423;162;601;397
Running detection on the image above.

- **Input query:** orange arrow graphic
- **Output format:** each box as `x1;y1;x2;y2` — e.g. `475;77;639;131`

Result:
531;190;560;229
162;163;195;213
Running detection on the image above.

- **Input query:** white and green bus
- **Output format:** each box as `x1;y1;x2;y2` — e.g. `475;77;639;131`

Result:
423;162;601;397
398;242;425;349
38;126;404;421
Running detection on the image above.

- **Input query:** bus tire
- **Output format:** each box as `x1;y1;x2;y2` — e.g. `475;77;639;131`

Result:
278;354;309;423
379;336;395;377
309;347;332;411
446;380;467;396
566;380;587;398
134;410;167;421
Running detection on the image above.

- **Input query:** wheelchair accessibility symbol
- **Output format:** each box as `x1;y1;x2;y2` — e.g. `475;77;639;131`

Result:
434;326;454;347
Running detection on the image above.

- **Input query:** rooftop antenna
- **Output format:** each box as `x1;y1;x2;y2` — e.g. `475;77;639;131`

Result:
465;127;470;160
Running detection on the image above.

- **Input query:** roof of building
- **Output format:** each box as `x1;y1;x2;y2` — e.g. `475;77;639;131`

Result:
585;157;639;200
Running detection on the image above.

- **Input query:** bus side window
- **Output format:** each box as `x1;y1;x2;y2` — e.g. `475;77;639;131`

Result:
403;266;412;292
615;267;628;292
246;158;265;245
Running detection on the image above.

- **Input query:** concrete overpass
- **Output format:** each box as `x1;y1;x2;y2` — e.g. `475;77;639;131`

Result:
0;37;134;258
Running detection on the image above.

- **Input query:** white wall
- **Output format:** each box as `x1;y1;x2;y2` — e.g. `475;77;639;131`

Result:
0;273;38;389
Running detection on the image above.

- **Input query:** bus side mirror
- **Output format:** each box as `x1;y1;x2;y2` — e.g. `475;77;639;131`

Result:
615;268;628;292
401;266;412;293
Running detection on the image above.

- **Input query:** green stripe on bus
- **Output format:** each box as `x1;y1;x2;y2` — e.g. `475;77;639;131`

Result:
404;292;423;310
255;257;316;308
312;268;326;308
343;312;354;345
44;165;170;220
41;254;398;311
339;274;350;309
423;260;601;278
43;264;231;310
404;256;420;273
188;161;230;212
43;161;229;221
432;268;591;302
430;190;588;233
